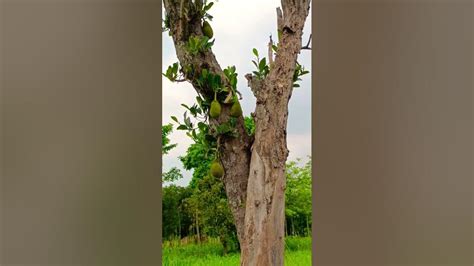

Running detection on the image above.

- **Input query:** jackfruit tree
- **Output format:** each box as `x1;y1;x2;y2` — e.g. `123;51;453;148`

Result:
163;0;311;265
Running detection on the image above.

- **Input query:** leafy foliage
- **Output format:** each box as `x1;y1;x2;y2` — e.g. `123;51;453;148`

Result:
292;62;310;88
223;66;238;90
188;173;239;254
162;156;312;250
162;123;178;155
163;62;180;82
180;130;215;188
186;35;215;56
251;48;270;79
195;0;215;21
163;167;183;182
162;185;193;239
285;157;312;236
196;69;224;96
244;116;255;136
162;13;171;33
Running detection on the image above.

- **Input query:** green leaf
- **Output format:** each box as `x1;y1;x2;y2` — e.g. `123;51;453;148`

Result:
170;116;178;123
177;125;188;130
172;62;179;73
185;117;192;127
259;58;266;71
252;60;258;68
216;124;231;134
203;2;214;11
252;48;259;57
198;122;207;131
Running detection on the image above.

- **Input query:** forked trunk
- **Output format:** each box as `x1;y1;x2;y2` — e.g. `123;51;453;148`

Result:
162;0;310;265
240;76;292;265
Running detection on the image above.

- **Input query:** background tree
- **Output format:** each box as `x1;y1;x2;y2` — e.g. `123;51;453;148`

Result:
162;184;193;240
162;123;190;241
162;123;183;183
163;0;311;264
162;123;177;155
285;158;312;237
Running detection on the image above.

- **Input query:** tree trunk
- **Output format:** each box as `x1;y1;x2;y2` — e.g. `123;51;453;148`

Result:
195;211;201;245
240;2;310;264
240;79;292;265
178;210;181;238
163;0;252;244
163;0;310;265
306;215;310;236
292;217;296;236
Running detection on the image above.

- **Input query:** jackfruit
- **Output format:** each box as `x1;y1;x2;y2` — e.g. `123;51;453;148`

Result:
210;100;221;118
210;160;224;178
230;100;242;117
202;21;213;39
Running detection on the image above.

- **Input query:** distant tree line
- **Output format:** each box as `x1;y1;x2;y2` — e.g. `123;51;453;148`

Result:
162;123;312;254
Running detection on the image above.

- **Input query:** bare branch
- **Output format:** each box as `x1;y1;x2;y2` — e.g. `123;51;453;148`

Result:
276;7;284;42
236;90;243;100
301;33;312;50
268;35;274;67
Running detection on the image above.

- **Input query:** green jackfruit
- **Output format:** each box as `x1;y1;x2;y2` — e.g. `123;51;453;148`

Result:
210;160;224;178
210;100;221;118
202;21;213;39
230;100;242;117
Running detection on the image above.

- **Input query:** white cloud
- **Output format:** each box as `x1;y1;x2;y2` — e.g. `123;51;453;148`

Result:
287;133;312;162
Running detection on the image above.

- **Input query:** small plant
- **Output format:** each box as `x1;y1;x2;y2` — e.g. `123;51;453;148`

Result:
162;13;171;34
223;66;238;90
251;48;269;79
292;62;309;88
163;62;180;82
186;35;214;55
196;0;215;21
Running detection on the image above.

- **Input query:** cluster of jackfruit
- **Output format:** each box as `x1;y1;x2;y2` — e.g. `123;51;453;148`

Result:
202;20;243;179
210;97;241;119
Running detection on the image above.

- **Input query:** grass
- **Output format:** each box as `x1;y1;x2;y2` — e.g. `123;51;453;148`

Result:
162;236;311;266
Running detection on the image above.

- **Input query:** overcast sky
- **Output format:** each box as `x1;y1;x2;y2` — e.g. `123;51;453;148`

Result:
163;0;312;186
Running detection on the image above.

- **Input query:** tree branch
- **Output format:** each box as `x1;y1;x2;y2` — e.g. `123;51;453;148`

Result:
301;33;312;50
268;35;274;67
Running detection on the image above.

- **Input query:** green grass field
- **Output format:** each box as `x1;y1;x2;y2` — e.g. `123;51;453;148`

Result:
162;236;311;266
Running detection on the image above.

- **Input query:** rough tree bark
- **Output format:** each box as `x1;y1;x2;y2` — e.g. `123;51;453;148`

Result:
163;0;310;265
241;2;310;264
